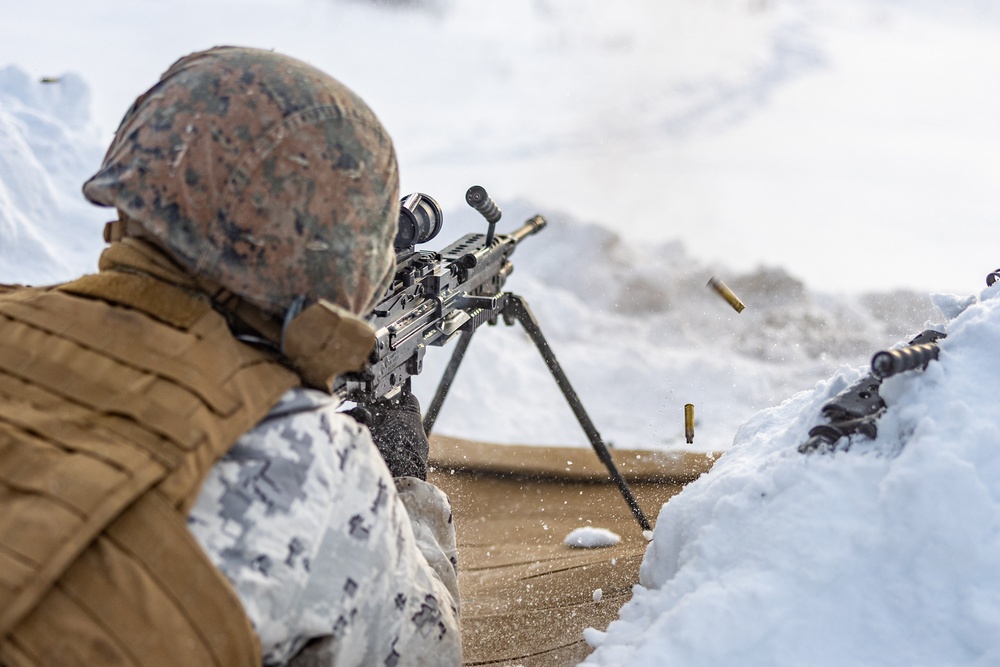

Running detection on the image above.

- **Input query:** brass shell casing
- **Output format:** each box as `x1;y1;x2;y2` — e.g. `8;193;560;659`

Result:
684;403;695;444
707;276;745;313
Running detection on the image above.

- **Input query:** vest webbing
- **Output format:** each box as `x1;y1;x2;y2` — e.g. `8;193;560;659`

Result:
0;272;300;666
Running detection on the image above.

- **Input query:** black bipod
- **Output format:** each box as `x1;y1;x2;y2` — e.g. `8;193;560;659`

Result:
423;293;652;533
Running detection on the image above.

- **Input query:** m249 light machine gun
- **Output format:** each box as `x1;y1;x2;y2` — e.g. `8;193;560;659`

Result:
335;186;652;532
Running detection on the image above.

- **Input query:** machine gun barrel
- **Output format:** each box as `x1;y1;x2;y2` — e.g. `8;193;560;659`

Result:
871;341;940;379
506;215;547;245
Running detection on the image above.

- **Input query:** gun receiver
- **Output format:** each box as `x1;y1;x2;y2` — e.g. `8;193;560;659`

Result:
336;192;546;403
336;186;652;532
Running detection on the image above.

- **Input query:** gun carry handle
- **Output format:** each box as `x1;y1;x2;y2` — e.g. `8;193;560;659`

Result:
466;185;501;246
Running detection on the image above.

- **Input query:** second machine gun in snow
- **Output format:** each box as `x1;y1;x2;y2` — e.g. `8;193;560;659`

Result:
798;329;946;454
335;186;652;532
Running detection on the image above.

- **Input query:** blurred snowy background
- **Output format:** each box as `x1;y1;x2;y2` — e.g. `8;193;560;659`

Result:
3;0;998;293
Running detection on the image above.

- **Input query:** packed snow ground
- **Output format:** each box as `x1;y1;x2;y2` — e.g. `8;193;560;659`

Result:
2;1;999;665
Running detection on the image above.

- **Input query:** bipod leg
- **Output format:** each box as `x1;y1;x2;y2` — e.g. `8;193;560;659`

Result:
423;328;476;435
505;294;652;533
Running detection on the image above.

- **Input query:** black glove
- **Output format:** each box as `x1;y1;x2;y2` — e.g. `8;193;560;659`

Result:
356;393;429;480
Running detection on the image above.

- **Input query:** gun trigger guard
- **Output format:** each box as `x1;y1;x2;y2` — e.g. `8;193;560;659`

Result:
282;299;377;393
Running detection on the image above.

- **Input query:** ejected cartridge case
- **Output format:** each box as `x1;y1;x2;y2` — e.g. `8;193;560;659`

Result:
684;403;695;444
707;276;745;313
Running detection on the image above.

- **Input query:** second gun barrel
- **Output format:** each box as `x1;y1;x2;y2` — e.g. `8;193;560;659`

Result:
871;342;940;379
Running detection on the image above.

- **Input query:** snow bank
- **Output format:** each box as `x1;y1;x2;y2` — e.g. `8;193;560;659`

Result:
585;286;1000;666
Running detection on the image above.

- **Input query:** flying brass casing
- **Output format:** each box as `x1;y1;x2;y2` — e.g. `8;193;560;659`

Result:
684;403;695;444
707;276;745;313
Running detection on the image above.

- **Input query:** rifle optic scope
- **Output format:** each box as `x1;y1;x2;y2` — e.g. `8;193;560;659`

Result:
396;193;443;250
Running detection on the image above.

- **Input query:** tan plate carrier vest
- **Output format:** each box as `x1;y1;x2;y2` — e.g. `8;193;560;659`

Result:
0;271;300;666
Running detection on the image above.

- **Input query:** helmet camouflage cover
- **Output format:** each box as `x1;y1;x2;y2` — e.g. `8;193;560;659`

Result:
83;46;399;317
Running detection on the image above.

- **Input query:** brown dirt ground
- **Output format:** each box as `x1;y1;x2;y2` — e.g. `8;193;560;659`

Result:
428;436;718;666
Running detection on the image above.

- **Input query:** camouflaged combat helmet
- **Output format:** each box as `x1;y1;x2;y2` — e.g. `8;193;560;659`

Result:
83;46;399;317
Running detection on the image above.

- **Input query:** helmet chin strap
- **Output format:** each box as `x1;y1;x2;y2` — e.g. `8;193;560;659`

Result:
280;295;309;354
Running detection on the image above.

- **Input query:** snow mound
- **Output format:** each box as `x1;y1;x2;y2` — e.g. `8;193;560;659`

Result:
585;283;1000;666
564;527;621;549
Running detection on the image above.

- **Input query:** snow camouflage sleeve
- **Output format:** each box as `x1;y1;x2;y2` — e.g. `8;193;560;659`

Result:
186;388;461;666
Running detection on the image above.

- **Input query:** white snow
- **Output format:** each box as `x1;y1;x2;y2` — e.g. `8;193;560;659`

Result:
3;1;1000;665
585;287;1000;666
565;527;622;549
0;65;105;283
